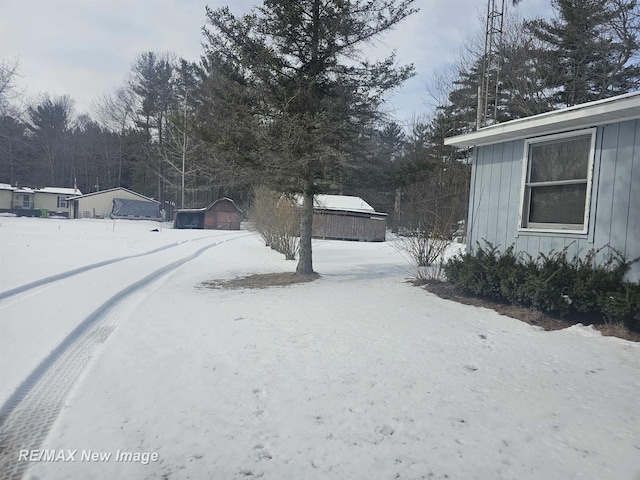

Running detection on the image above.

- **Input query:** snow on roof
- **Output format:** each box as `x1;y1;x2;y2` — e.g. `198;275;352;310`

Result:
295;194;375;213
70;187;159;203
38;187;83;196
2;185;83;195
175;207;207;213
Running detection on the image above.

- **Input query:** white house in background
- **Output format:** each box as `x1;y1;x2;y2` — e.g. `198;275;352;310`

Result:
34;187;82;216
0;185;82;216
11;187;35;211
445;91;640;282
0;184;14;210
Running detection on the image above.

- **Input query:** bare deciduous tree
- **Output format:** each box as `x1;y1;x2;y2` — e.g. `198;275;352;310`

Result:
248;185;300;261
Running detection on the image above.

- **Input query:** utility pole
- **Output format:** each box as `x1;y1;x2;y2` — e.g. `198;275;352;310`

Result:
181;91;187;209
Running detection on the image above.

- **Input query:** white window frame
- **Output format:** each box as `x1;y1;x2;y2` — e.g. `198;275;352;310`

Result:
518;128;596;235
57;195;67;208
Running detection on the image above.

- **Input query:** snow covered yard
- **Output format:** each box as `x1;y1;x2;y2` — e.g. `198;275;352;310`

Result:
0;217;639;480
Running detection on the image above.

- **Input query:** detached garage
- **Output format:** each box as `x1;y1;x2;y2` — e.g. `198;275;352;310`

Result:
68;187;162;220
174;198;242;230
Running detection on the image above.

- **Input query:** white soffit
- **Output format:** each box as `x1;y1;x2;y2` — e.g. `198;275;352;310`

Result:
444;91;640;148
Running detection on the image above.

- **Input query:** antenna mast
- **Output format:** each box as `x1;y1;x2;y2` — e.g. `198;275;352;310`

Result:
477;0;506;130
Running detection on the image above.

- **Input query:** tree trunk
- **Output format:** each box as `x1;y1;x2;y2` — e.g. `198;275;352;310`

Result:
296;187;314;274
392;187;401;233
294;0;320;276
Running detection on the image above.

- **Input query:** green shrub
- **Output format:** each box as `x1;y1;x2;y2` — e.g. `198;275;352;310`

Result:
443;241;639;332
444;242;511;298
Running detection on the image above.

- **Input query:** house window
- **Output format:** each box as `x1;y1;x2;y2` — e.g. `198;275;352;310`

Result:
22;195;31;209
519;129;596;233
57;196;67;208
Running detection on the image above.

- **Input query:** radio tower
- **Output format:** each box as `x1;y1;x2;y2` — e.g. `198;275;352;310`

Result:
476;0;506;130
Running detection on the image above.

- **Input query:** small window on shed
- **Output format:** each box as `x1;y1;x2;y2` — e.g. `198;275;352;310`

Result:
519;129;596;234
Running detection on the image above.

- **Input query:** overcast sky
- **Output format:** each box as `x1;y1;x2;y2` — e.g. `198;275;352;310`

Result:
1;0;554;124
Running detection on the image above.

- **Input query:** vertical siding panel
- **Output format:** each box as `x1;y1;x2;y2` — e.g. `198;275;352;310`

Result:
474;145;493;248
515;235;528;255
563;237;579;260
528;236;540;258
497;141;515;251
586;128;604;244
466;147;479;252
538;236;551;258
550;237;565;255
579;238;597;265
491;143;504;248
626;121;640;281
486;143;503;248
593;123;619;263
507;140;525;249
609;120;635;261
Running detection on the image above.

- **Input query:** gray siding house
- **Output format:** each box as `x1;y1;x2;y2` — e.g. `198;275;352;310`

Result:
445;92;640;282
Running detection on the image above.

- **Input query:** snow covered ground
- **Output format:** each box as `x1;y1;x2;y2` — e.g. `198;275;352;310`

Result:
0;216;639;480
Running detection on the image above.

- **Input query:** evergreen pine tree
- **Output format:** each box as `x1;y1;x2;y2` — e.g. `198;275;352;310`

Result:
201;0;417;274
526;0;640;107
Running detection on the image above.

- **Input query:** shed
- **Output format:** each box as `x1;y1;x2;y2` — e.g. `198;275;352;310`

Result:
174;208;206;229
295;194;387;242
174;198;242;230
444;91;640;282
68;187;161;220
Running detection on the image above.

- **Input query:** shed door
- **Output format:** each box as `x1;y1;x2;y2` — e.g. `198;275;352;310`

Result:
217;211;233;229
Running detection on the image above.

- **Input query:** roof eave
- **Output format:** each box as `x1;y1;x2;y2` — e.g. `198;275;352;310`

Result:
444;92;640;148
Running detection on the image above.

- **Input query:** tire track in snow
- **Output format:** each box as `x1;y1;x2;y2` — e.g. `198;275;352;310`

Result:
0;243;179;302
0;234;248;480
0;231;240;302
